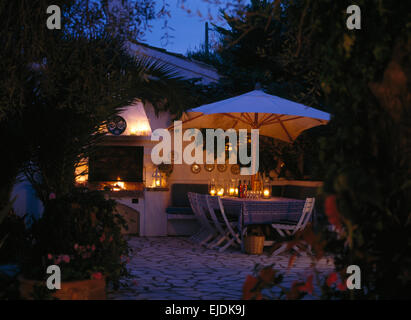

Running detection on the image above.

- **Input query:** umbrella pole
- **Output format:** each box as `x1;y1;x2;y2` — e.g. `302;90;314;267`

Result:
250;124;259;190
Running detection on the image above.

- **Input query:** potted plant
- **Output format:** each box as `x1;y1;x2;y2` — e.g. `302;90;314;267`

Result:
19;190;130;300
244;225;265;255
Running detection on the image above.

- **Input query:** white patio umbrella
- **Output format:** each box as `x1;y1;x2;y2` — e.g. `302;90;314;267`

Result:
172;89;330;177
179;89;330;143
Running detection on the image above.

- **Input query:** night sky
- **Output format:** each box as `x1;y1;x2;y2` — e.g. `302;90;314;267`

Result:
145;0;229;55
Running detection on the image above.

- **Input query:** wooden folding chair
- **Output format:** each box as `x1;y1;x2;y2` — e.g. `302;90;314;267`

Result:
271;197;315;256
205;195;242;252
188;192;204;243
188;192;216;245
195;193;220;247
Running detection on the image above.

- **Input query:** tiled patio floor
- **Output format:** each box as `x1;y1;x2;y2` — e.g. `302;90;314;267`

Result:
108;236;334;300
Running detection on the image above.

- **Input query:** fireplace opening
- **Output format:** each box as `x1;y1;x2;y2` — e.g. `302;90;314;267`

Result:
88;146;144;190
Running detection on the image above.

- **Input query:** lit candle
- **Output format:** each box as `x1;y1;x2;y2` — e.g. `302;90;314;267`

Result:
263;189;270;198
229;187;235;196
152;168;162;188
217;188;224;196
210;188;216;196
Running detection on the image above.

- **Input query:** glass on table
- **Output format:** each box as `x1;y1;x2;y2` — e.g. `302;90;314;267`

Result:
228;179;236;197
209;178;216;196
215;180;224;196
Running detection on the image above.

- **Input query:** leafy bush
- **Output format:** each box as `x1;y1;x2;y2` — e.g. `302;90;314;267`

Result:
22;190;130;289
239;0;410;300
0;208;26;264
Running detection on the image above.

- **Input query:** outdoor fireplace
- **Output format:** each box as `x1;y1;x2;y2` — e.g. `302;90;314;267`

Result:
88;146;144;191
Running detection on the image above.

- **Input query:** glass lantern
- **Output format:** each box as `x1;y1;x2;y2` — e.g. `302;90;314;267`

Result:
152;168;162;188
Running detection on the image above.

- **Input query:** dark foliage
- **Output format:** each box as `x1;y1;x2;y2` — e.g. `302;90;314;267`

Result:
22;190;130;289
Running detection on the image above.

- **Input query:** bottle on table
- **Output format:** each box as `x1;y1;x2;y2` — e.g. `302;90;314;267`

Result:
243;180;248;198
241;180;245;198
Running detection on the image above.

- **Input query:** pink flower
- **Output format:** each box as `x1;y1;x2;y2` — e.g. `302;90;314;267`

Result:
74;243;79;250
47;254;53;260
99;234;106;242
49;193;56;200
91;244;96;251
91;272;103;280
62;255;70;263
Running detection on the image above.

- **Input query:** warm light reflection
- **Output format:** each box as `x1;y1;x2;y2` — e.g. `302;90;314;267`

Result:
129;122;151;136
217;188;224;196
75;160;88;185
112;177;125;191
263;189;270;198
229;187;235;196
210;188;216;196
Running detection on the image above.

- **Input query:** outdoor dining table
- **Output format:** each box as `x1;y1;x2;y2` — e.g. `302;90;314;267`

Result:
220;196;306;250
221;196;305;224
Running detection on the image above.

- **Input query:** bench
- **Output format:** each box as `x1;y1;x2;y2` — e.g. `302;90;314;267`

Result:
166;183;209;236
166;183;209;219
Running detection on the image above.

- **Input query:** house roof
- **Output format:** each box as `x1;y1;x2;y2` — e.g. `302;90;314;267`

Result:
126;40;220;85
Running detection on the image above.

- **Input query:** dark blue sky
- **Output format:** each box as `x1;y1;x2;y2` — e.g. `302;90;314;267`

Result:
144;0;228;55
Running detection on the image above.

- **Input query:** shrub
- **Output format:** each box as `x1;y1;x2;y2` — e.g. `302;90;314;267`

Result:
22;190;130;289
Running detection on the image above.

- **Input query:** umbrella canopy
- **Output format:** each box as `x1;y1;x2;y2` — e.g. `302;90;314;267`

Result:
179;89;330;142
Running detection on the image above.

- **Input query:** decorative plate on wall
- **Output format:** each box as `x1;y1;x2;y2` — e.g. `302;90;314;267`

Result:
107;116;127;136
204;164;215;172
230;164;240;175
217;164;227;173
191;164;201;174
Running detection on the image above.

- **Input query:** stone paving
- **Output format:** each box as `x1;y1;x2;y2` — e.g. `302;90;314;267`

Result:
108;236;334;300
